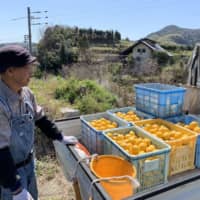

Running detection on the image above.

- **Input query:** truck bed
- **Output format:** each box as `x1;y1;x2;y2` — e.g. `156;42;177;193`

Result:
54;117;200;200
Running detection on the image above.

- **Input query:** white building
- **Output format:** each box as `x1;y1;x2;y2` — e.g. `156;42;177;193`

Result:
120;38;172;61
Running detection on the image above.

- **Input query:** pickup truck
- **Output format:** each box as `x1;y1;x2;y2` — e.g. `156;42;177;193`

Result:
54;117;200;200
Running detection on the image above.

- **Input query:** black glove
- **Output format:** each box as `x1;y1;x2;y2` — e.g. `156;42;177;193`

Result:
35;116;63;141
0;147;22;192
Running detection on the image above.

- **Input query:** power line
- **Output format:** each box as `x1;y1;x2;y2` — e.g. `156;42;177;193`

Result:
11;7;48;54
11;17;27;21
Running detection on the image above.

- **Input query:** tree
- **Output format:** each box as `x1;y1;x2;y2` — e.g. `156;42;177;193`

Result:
37;25;78;73
115;31;121;41
153;51;170;65
78;36;91;63
60;44;66;64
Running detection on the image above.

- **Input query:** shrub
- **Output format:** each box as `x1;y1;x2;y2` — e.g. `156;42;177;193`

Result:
33;67;44;79
108;63;122;76
127;54;135;66
54;78;117;114
153;51;170;65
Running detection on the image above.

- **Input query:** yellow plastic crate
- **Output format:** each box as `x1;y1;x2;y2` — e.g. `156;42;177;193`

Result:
135;119;197;176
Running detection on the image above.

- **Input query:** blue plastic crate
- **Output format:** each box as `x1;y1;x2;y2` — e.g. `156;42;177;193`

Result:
165;114;200;168
107;106;154;125
80;112;128;154
103;126;171;193
134;83;186;118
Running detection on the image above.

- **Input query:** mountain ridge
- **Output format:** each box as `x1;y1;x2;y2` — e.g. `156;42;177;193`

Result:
147;25;200;46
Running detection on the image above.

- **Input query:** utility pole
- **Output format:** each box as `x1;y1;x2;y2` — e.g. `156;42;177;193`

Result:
27;7;48;55
27;7;32;54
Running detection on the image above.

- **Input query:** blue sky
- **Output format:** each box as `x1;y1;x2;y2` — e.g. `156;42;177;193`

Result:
1;0;200;43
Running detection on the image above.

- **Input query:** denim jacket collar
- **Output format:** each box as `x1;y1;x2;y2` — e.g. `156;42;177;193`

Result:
0;78;22;102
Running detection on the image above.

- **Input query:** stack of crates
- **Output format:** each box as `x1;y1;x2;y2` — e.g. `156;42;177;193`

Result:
135;119;197;176
107;106;154;125
165;114;200;168
80;112;128;154
103;126;171;193
134;83;186;118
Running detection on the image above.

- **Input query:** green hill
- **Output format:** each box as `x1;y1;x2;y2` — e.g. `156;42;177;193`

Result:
147;25;200;46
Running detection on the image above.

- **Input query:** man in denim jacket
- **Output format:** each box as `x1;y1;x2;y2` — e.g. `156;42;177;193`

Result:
0;45;78;200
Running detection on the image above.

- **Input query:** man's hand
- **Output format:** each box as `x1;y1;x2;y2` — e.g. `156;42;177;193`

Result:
62;135;78;145
13;188;34;200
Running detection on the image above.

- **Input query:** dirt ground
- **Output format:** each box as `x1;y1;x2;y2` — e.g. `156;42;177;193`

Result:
37;160;76;200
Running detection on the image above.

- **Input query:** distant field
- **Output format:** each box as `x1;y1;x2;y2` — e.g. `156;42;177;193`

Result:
90;46;119;53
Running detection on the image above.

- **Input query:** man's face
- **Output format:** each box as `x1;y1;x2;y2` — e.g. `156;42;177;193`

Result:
9;64;34;88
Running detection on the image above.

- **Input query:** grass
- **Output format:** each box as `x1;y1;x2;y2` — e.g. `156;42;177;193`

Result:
90;46;119;53
29;75;71;118
36;156;75;200
36;156;59;181
119;39;134;48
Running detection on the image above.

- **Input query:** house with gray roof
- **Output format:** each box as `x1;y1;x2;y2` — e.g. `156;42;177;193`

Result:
120;38;172;61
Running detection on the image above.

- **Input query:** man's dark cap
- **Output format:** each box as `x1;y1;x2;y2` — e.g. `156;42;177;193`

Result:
0;45;36;73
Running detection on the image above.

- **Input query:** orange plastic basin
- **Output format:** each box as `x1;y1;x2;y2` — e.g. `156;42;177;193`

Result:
90;155;137;200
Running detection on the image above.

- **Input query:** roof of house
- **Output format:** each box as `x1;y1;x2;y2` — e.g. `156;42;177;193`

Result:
120;38;172;56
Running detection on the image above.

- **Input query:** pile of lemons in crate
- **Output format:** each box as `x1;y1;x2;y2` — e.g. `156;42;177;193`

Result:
177;121;200;133
115;111;141;123
89;118;118;130
106;130;158;155
143;123;192;141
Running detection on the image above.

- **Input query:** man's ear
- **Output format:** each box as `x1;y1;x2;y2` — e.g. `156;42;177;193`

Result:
6;67;15;76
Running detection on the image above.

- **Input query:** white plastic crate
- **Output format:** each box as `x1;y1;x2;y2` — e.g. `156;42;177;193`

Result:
80;112;128;154
107;106;154;125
